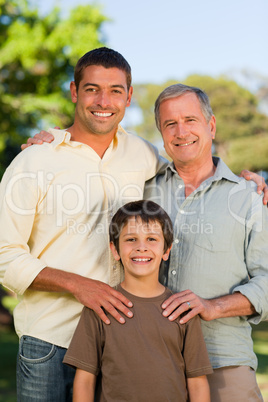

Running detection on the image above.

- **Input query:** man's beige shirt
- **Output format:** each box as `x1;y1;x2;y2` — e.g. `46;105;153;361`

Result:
0;127;165;347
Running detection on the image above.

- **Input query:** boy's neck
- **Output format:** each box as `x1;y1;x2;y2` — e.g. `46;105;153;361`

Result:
120;277;165;298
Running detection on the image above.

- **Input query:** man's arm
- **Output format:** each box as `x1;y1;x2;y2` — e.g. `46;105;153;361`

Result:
73;369;96;402
187;376;210;402
240;169;268;204
21;130;55;150
0;156;132;325
30;267;133;324
163;192;268;324
162;290;255;324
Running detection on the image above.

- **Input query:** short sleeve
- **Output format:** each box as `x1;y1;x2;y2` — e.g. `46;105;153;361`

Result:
182;316;213;378
63;307;104;375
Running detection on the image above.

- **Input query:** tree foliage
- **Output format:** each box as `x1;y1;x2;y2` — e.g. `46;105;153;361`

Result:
184;75;268;143
133;75;268;173
131;81;176;142
0;0;107;176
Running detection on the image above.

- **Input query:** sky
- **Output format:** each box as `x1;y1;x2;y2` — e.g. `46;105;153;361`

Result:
37;0;268;85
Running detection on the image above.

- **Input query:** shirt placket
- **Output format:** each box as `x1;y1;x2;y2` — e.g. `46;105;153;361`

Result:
167;179;209;292
99;158;123;287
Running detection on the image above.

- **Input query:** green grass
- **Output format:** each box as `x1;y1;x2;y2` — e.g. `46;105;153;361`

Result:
0;328;17;402
253;321;268;401
0;323;267;402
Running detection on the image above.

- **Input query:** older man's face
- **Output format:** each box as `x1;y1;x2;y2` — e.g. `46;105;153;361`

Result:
159;93;216;170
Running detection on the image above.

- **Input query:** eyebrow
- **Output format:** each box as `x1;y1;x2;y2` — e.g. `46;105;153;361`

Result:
162;119;175;127
82;83;126;91
122;232;162;237
162;115;198;126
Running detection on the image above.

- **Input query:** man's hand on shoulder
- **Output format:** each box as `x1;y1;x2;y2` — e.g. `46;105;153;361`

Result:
72;276;134;325
239;169;268;206
30;267;134;325
161;289;256;324
21;128;59;150
161;290;215;324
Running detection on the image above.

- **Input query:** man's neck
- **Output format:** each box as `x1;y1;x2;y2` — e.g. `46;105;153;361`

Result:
120;277;165;298
175;157;216;197
67;123;117;159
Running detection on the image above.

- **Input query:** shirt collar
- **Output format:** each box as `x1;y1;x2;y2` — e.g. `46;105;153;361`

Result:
47;125;126;150
164;156;241;185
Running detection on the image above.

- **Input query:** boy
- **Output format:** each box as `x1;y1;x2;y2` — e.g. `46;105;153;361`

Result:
63;200;212;401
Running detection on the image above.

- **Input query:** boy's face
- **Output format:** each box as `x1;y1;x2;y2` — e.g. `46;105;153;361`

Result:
110;217;171;280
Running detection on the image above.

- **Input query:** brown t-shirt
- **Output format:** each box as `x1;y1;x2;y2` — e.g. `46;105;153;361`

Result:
64;286;212;401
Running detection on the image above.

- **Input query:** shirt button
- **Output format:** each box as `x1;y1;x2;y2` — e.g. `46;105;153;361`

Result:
171;270;176;276
180;210;185;214
178;185;183;189
174;239;179;244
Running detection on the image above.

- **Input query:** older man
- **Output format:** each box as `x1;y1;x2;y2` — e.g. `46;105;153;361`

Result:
144;83;268;401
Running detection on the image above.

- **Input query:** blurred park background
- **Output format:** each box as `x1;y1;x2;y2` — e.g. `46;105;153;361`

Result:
0;0;268;400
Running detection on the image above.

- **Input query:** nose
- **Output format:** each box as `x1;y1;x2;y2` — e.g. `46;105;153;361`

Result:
175;122;188;138
136;240;148;252
96;90;111;108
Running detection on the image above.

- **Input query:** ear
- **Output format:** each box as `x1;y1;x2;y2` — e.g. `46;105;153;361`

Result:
70;81;78;104
126;86;133;108
210;115;216;140
110;242;121;261
162;245;172;261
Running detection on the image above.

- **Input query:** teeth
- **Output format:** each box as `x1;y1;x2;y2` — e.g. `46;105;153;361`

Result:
93;112;112;117
178;141;195;147
132;258;151;262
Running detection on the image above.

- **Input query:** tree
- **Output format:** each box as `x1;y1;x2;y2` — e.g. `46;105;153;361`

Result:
0;0;107;177
132;81;176;143
184;75;268;144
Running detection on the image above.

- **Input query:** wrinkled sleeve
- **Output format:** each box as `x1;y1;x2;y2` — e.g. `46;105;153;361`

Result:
233;194;268;323
0;164;46;295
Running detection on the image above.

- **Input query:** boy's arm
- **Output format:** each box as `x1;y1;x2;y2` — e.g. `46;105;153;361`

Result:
73;369;96;402
187;375;210;402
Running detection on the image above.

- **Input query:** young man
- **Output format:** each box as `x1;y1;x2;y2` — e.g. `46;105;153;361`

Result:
144;84;268;401
63;200;213;402
0;48;165;401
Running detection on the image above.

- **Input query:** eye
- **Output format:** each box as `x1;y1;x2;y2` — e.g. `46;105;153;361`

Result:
148;237;157;242
112;89;123;94
126;237;136;242
86;88;96;92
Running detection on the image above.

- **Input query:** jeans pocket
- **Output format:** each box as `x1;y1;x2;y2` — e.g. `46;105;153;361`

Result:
19;336;56;364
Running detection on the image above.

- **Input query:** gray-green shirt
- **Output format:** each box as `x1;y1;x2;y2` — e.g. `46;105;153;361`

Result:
144;157;268;370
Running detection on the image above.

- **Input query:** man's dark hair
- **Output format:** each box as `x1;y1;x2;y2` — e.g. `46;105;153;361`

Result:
74;47;132;90
109;200;173;254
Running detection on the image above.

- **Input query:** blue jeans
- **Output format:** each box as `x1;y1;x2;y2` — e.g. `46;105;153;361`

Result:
17;335;75;402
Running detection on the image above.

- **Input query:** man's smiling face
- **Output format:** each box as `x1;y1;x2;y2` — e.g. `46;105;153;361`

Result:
71;65;133;137
159;92;216;170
